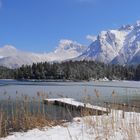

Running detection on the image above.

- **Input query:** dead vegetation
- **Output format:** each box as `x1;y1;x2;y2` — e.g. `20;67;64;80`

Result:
1;89;140;139
0;92;60;138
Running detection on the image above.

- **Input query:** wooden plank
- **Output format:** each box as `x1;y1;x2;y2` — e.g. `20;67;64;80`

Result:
44;98;108;115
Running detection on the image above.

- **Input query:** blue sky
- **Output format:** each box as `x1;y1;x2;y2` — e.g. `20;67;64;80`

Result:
0;0;140;53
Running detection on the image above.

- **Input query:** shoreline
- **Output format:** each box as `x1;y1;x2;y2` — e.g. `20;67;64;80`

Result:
0;78;140;82
2;109;140;140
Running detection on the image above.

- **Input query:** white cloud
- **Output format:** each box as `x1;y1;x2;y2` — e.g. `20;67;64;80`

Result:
86;35;97;42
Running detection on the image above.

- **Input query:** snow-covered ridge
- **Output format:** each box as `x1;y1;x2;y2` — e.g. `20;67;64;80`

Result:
0;45;50;68
1;21;140;68
0;40;86;68
77;20;140;65
47;39;86;61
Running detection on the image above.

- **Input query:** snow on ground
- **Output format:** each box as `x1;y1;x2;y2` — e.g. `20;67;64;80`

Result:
2;109;140;140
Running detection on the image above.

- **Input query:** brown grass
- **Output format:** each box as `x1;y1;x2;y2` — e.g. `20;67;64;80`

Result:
1;89;140;139
0;92;60;138
79;89;140;140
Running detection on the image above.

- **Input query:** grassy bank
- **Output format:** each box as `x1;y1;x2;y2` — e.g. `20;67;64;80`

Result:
0;90;140;139
0;92;61;138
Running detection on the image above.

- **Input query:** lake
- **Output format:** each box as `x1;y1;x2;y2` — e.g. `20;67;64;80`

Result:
0;80;140;105
0;80;140;120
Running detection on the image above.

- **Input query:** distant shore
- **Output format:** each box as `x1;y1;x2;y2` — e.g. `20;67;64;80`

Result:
0;78;140;83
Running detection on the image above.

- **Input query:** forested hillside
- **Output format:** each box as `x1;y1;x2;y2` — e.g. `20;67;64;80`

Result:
13;61;140;81
0;61;140;81
0;66;15;79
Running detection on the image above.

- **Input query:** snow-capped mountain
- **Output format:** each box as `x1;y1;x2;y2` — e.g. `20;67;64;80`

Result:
111;21;140;65
46;40;86;61
78;21;140;65
1;21;140;68
0;45;50;68
0;40;86;68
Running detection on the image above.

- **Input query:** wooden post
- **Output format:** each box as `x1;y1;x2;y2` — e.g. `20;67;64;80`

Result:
122;103;125;119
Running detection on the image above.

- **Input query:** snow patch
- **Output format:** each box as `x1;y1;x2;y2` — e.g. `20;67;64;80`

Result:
2;110;140;140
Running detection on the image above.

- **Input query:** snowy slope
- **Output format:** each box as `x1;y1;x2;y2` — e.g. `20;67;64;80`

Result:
77;29;126;63
112;21;140;65
0;45;49;68
46;39;86;61
2;110;140;140
129;50;140;65
78;21;140;65
1;21;140;68
0;40;86;68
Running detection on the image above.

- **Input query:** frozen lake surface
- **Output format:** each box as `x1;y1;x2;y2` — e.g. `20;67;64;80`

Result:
0;80;140;120
0;80;140;105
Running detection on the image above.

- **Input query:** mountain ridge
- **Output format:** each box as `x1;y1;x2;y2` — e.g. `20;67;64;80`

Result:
1;21;140;68
0;40;86;68
78;21;140;65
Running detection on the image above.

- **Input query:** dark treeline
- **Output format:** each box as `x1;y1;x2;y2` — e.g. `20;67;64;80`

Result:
0;66;15;79
12;61;140;81
0;61;140;81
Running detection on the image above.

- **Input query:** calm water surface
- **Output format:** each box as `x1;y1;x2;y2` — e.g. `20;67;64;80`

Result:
0;80;140;105
0;80;140;120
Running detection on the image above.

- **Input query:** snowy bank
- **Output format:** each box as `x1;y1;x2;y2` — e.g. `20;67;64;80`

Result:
2;109;140;140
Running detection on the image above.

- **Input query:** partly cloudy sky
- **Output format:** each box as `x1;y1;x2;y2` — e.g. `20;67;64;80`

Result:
0;0;140;52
